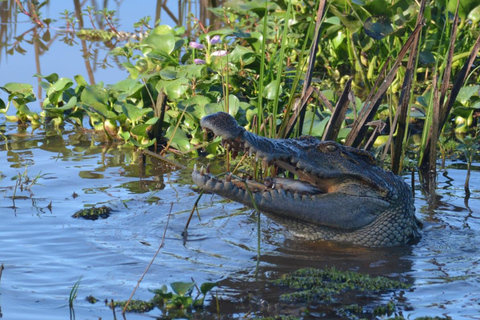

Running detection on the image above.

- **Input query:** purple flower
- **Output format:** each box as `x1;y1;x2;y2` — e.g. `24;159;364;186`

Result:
194;59;206;64
209;35;221;44
189;41;205;50
211;50;227;57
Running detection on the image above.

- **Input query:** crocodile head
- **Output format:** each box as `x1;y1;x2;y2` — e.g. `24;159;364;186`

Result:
192;112;419;247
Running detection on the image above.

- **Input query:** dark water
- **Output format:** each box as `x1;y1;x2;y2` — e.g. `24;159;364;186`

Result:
0;123;479;319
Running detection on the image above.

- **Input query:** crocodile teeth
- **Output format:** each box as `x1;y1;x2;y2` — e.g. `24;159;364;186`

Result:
270;189;279;199
200;166;205;176
262;191;272;201
223;180;233;190
193;163;197;172
205;178;216;189
254;192;262;204
236;188;245;198
262;159;269;171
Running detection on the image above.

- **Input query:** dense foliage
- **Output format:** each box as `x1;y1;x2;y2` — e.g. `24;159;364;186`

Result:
1;0;479;167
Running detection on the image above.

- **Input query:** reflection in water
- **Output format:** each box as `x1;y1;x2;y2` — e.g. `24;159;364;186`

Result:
0;124;479;319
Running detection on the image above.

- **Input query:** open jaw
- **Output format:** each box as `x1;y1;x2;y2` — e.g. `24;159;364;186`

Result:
191;136;390;232
192;112;419;246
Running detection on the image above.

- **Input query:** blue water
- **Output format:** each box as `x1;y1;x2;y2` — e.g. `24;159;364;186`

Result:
0;122;479;319
0;0;176;112
1;1;480;319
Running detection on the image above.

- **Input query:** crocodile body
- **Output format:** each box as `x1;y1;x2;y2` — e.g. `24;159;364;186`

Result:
192;112;420;247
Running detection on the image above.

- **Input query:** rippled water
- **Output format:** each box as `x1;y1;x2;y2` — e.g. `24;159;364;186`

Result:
0;123;479;319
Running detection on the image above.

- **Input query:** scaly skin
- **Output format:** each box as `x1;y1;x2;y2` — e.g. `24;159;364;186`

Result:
192;112;420;247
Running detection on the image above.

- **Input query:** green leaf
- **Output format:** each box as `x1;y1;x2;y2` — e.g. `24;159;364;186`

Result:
1;82;35;97
42;29;51;42
34;72;59;84
142;25;176;55
468;4;480;23
145;117;159;125
173;296;193;308
129;137;156;148
204;102;224;115
165;127;191;151
363;0;392;16
200;282;218;295
226;94;240;116
80;85;115;119
119;102;150;123
263;81;282;100
160;67;178;80
122;61;140;79
0;98;6;112
178;95;211;119
170;282;194;296
193;297;205;308
48;77;74;95
229;45;255;65
155;78;189;100
364;16;394;40
74;75;89;87
130;124;150;138
109;79;144;97
44;96;77;110
418;51;435;65
456;85;480;105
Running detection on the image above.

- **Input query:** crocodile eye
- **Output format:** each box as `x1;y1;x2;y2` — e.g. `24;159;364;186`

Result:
325;144;338;152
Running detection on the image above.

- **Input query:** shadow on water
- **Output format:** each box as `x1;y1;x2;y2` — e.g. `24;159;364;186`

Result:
0;124;479;319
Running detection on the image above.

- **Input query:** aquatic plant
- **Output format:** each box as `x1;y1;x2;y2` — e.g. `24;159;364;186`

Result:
111;280;218;315
1;0;479;174
273;267;411;318
69;276;82;319
71;205;112;220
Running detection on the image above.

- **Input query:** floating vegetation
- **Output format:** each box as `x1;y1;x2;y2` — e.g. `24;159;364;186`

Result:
109;281;218;315
72;205;112;220
112;299;155;313
273;267;411;318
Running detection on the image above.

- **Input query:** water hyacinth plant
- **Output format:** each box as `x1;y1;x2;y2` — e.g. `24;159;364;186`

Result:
0;0;479;174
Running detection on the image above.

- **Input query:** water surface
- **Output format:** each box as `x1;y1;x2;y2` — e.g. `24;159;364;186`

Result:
0;123;479;319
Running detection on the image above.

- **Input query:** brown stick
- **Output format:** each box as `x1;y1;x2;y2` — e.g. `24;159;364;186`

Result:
391;0;426;174
345;22;424;148
420;3;480;169
0;263;4;284
322;79;352;141
122;203;174;315
296;0;327;135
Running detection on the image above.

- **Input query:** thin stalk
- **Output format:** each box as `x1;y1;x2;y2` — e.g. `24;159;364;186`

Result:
277;7;316;138
243;182;261;278
69;277;82;305
256;2;269;134
297;0;327;135
182;189;204;244
270;1;292;138
122;202;173;315
160;108;187;156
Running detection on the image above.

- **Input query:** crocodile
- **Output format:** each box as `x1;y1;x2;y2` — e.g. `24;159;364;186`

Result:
192;112;420;247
